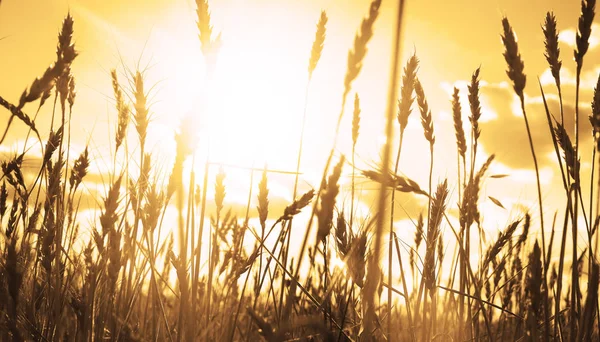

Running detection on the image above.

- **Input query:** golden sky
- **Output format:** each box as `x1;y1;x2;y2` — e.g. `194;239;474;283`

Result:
1;0;599;259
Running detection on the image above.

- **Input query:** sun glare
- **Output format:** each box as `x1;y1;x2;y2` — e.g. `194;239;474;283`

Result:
207;42;307;167
139;5;314;175
3;0;600;340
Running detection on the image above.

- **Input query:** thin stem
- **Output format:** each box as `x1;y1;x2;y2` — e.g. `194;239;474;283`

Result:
393;233;415;342
351;144;356;230
518;95;546;261
426;146;434;340
370;0;405;339
388;129;405;341
571;65;582;342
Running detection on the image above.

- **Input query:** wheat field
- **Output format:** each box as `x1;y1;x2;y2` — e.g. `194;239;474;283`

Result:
0;0;599;341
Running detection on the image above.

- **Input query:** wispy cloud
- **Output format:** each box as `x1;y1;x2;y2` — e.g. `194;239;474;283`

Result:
558;23;600;51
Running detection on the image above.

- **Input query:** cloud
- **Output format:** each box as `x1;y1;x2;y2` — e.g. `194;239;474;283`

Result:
540;65;600;90
558;23;600;51
475;83;593;170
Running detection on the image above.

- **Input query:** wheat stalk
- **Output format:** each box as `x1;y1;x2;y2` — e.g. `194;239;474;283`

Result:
501;17;545;274
295;0;381;287
367;1;405;338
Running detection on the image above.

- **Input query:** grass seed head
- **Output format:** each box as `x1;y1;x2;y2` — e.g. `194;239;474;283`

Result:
398;54;419;131
575;0;596;67
591;73;600;150
68;74;76;110
0;181;7;217
452;87;467;159
317;156;344;243
281;189;315;221
335;212;349;256
543;12;562;87
468;67;482;141
343;0;381;98
43;127;63;167
133;71;149;148
112;69;130;152
215;166;226;219
308;11;328;78
257;168;269;230
414;77;435;146
501;17;527;98
69;147;89;191
554;120;580;183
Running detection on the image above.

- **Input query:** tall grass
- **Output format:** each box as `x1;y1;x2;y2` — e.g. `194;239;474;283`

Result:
0;1;599;342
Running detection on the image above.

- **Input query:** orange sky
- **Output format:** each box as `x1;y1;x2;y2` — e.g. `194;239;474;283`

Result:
1;0;599;262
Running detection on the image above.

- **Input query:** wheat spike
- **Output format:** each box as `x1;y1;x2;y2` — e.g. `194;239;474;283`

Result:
575;0;596;67
590;74;600;151
335;213;349;256
0;96;40;143
397;54;419;131
57;67;72;113
215;166;226;220
257;167;269;231
17;13;77;110
196;0;221;56
468;67;482;142
317;156;344;243
460;154;495;228
68;74;76;111
452;87;467;159
483;219;521;271
43;127;64;167
348;231;367;287
554;120;580;183
112;69;130;152
424;180;448;291
308;11;328;78
543;12;562;87
133;71;149;148
525;241;542;341
142;183;164;233
501;17;526;99
69;147;89;192
343;0;381;98
0;181;7;217
362;169;428;196
280;189;315;222
414;77;435;146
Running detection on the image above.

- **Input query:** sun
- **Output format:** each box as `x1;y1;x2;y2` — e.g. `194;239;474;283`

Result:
206;45;307;168
143;16;314;176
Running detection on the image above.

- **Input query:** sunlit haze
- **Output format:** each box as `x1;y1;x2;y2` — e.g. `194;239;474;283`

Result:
1;0;599;340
